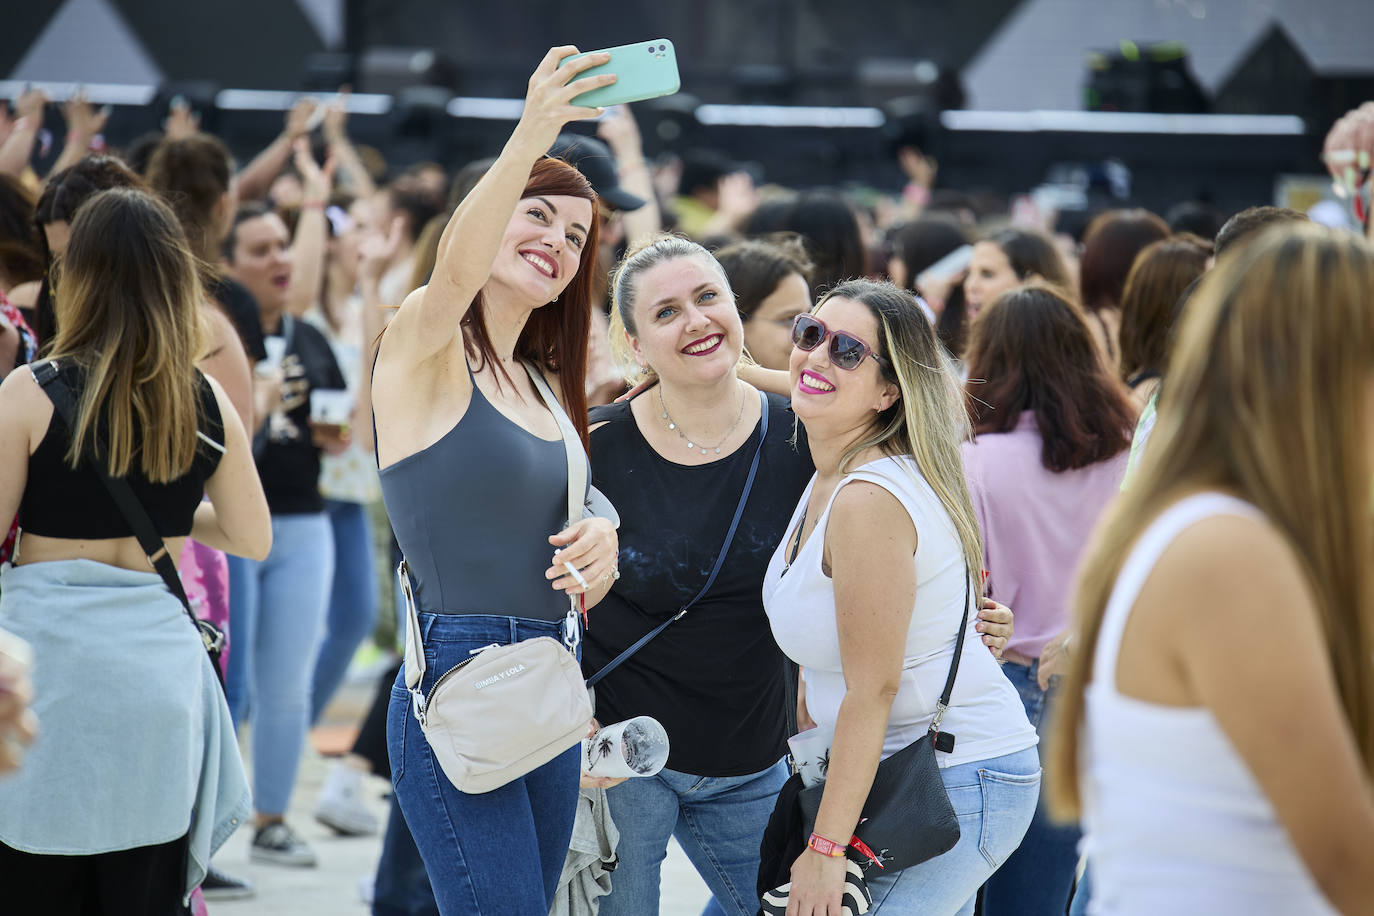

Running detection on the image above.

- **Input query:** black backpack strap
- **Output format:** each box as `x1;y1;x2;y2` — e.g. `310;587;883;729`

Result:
30;360;224;666
586;390;770;689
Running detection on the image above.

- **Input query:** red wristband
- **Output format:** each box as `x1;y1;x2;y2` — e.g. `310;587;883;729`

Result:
806;832;847;858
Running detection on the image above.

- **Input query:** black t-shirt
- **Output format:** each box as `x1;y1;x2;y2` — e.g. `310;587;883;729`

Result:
256;316;345;515
584;390;812;776
208;275;268;363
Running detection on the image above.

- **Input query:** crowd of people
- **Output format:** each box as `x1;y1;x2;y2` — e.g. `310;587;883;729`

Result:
0;47;1372;916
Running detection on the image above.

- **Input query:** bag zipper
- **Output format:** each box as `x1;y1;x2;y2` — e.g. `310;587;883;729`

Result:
415;644;500;725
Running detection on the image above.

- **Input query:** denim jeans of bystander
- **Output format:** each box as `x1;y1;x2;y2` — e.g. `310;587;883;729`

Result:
980;661;1081;916
597;760;791;916
311;499;379;723
225;512;334;815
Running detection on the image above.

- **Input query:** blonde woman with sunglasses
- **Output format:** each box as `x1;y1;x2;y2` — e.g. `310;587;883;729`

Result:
593;239;1015;915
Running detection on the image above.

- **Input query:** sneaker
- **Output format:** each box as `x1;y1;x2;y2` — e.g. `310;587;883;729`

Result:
314;761;380;836
200;864;255;901
250;821;318;867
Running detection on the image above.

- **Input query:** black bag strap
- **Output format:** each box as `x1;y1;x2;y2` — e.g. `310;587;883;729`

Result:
30;359;199;622
930;566;973;738
586;389;770;689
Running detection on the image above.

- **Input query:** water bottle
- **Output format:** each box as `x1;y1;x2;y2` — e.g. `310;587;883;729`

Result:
582;716;670;778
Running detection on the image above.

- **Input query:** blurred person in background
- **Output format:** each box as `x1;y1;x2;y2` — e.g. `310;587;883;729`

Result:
10;156;145;346
1051;224;1374;915
0;187;270;915
143;128;265;903
954;228;1072;360
774;190;867;301
221;145;347;869
714;234;814;371
961;284;1136;916
1077;209;1169;367
1116;235;1210;409
304;188;390;841
885;214;970;320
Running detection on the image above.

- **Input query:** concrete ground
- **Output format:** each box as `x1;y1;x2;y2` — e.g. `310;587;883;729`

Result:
209;662;714;915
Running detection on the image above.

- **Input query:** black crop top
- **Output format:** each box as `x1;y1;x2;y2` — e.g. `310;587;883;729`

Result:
19;365;225;539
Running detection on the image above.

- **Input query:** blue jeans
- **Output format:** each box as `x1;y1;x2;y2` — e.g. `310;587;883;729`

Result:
387;613;581;916
225;512;334;815
373;793;439;916
980;661;1081;916
598;759;790;916
311;499;379;723
864;746;1040;915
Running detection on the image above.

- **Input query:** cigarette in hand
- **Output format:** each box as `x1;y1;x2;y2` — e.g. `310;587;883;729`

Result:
564;562;589;590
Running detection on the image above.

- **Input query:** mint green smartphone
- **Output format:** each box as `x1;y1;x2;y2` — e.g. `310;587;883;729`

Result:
565;39;681;109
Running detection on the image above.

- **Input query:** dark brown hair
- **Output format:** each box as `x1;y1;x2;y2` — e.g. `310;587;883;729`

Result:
965;283;1136;472
0;174;42;287
714;234;813;320
774;191;866;300
462;156;599;448
1118;234;1209;383
983;227;1073;290
33;156;146;348
143;134;235;264
1078;208;1169;313
1213;205;1307;260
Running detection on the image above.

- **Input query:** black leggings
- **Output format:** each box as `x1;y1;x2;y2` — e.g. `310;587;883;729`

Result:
0;834;190;915
352;658;403;780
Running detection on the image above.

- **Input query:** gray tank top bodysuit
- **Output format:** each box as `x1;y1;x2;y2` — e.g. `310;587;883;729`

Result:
379;370;577;621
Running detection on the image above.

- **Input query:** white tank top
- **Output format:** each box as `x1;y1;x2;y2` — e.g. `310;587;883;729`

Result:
1082;492;1335;915
762;455;1037;767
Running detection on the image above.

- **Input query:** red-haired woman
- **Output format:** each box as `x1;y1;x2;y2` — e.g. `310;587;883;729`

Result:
370;48;621;915
961;284;1137;916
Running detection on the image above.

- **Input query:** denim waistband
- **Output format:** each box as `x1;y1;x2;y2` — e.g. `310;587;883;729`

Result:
417;611;579;649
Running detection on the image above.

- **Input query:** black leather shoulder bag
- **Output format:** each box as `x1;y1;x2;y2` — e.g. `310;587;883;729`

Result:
792;566;972;874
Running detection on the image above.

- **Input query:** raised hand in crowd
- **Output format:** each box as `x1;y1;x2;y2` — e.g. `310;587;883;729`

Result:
163;95;200;139
0;89;47;178
236;97;320;202
48;91;110;177
323;87;377;199
285;139;336;318
699;169;759;237
597;104;662;245
1323;100;1374;239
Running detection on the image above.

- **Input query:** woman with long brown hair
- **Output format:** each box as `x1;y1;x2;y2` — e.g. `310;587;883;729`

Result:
961;284;1136;916
1115;234;1209;409
0;187;270;914
1050;224;1374;913
370;48;621;914
1076;209;1169;367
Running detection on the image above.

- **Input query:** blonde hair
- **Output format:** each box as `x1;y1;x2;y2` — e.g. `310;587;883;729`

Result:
47;188;205;481
819;279;985;582
606;234;733;385
1048;224;1374;819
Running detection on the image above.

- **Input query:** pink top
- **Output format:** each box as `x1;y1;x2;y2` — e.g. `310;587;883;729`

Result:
962;412;1128;659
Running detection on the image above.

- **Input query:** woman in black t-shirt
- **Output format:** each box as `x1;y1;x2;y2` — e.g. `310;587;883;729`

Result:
587;236;1017;916
221;182;347;868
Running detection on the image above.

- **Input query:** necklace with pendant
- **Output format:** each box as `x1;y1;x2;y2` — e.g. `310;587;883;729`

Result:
658;383;746;456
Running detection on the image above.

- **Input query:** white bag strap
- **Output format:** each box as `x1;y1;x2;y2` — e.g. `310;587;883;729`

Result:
401;361;588;716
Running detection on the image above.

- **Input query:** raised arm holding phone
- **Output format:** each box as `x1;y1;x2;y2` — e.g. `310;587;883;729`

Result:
369;47;622;915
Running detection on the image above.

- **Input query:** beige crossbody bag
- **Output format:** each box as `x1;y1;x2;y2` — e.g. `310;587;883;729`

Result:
399;361;595;794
